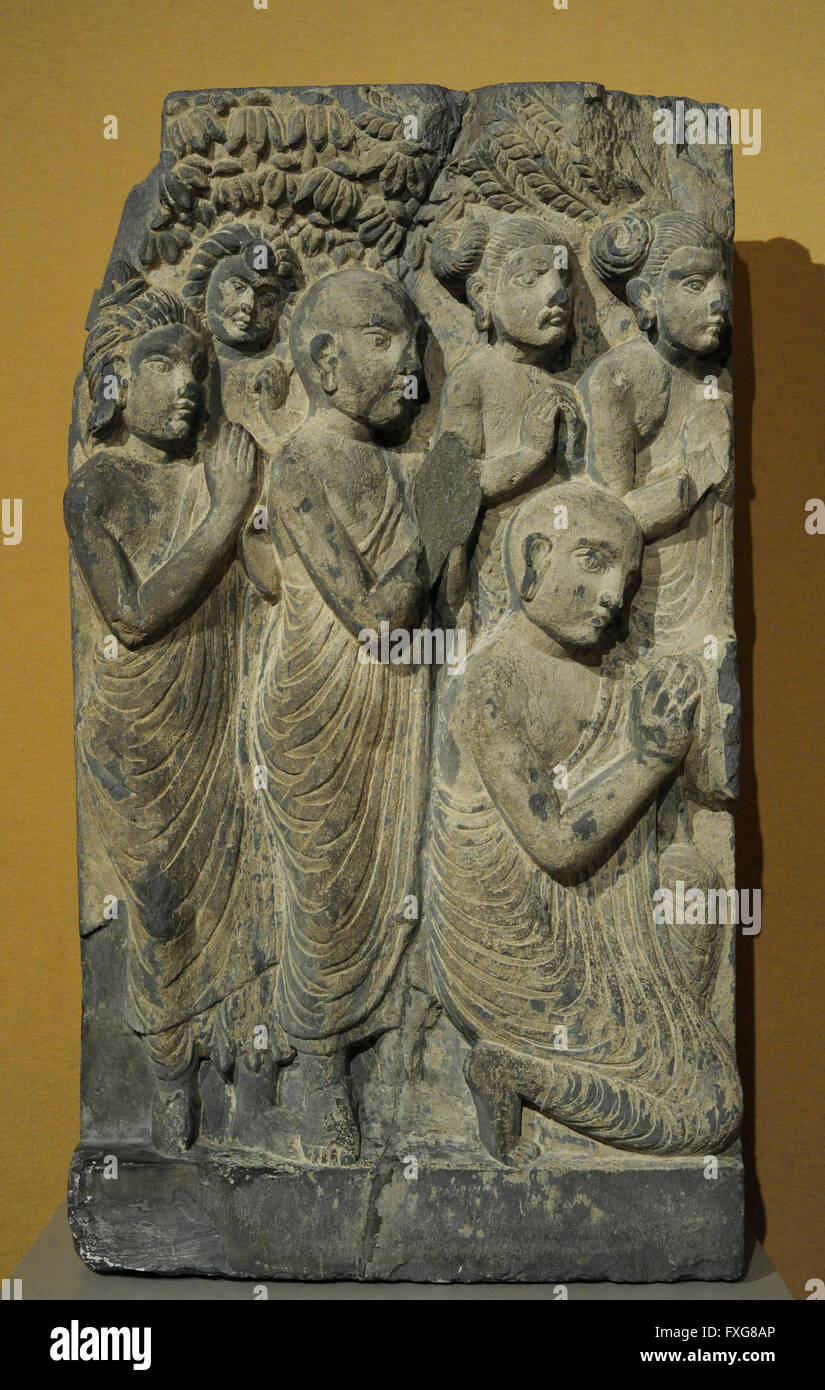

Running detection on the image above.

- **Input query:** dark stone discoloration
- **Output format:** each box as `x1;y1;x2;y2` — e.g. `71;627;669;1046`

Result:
65;80;741;1283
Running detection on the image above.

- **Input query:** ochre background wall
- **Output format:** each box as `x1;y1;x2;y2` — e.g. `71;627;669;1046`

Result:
1;0;822;1295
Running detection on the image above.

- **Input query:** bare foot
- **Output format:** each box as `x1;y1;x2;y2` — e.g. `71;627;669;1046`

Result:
299;1082;360;1166
464;1043;524;1163
508;1137;542;1165
151;1076;200;1155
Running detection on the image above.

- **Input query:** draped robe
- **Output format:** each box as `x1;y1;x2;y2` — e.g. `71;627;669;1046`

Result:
76;463;279;1074
252;450;429;1053
426;668;742;1153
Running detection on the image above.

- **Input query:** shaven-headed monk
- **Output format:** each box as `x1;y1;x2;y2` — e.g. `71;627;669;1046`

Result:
252;268;477;1164
425;480;742;1161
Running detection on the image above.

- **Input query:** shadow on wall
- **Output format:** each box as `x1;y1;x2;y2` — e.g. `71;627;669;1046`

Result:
732;239;825;1255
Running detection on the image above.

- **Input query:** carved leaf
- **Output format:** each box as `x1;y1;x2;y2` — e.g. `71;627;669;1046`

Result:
286;108;306;147
150;203;175;231
263;169;286;207
364;114;399;140
300;224;325;255
193;198;215;227
378;222;404;260
484;115;598;220
224;108;248;155
156;230;181;264
326;106;355;150
266;108;286;149
305;106;328;150
138;231;157;267
248;107;268;155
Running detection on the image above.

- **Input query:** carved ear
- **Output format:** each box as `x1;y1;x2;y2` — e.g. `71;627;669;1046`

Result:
520;532;553;603
627;276;656;333
466;272;491;333
310;332;337;395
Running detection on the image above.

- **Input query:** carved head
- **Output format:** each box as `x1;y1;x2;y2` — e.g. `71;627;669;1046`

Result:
183;223;300;352
84;275;208;448
432;214;573;354
503;481;642;649
590;211;729;357
288;268;424;435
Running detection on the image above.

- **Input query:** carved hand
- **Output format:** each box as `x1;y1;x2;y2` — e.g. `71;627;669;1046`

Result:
681;400;733;501
519;382;583;464
205;421;259;519
630;656;700;768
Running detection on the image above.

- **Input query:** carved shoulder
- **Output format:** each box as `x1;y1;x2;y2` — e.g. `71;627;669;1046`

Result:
63;449;133;540
458;640;522;756
581;340;671;489
442;350;486;399
269;430;321;511
436;352;486;454
581;338;668;412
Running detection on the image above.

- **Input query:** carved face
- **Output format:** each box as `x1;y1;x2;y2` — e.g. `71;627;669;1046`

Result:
316;284;422;433
206;255;284;351
121;324;206;449
523;505;641;648
488;244;572;351
648;247;729;356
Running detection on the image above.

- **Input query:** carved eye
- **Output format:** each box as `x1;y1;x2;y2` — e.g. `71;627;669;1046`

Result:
681;277;707;293
576;548;606;572
146;358;172;374
364;328;390;349
512;270;539;287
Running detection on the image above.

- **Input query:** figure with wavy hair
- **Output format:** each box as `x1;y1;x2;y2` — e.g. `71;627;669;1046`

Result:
430;213;586;631
182;221;301;447
64;272;284;1155
580;210;737;844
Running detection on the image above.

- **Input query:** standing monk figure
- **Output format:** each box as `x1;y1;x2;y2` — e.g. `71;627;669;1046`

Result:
252;268;476;1164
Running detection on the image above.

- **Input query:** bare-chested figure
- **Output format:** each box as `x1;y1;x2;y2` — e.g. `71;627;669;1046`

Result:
580;211;736;805
431;214;585;632
425;481;742;1162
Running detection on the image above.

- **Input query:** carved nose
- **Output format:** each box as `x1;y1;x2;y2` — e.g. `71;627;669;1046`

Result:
710;286;731;315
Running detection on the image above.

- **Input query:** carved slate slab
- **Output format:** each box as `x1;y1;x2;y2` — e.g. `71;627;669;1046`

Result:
66;82;742;1281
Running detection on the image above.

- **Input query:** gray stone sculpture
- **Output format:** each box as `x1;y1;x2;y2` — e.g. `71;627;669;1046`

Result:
66;82;743;1282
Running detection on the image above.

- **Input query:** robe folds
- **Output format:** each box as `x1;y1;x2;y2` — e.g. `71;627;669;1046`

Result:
252;466;430;1053
76;468;280;1074
426;670;742;1154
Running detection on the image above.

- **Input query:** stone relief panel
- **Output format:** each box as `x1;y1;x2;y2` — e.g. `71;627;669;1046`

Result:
65;82;743;1283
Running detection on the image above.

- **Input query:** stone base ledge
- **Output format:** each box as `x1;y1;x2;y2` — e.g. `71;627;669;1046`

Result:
68;1142;745;1283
